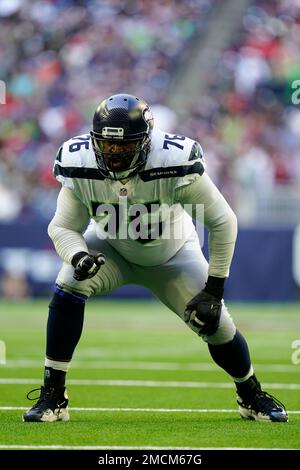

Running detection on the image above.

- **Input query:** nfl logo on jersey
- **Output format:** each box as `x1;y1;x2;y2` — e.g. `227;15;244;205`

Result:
119;188;128;196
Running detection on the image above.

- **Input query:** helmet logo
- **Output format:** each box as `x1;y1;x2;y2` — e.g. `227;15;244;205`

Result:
102;127;124;139
128;109;141;120
144;108;152;122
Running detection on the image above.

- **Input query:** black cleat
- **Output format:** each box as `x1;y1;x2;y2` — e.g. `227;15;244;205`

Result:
236;375;288;422
23;386;69;422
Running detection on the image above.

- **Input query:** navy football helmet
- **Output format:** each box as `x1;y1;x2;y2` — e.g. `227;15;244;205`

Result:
90;94;154;180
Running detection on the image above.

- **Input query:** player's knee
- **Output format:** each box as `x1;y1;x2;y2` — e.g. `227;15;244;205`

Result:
204;309;236;345
184;302;221;337
185;313;220;337
185;305;236;344
56;263;94;298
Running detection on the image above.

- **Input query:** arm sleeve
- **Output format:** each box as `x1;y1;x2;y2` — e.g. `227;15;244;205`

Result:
48;187;91;264
175;173;238;278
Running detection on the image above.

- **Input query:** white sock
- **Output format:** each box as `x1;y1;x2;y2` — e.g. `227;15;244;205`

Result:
232;365;254;383
45;358;71;372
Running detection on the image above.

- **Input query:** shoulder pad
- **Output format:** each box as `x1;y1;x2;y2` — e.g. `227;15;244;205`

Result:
140;129;205;181
53;134;105;184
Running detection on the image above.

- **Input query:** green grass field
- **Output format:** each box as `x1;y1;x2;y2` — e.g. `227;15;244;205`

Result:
0;300;300;450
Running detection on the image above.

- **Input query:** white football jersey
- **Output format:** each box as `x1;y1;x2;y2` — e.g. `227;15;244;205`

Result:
54;127;205;266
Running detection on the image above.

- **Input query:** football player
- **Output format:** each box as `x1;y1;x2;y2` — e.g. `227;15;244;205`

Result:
23;94;287;423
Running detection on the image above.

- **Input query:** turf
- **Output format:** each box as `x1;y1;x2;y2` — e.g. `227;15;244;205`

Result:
0;300;299;449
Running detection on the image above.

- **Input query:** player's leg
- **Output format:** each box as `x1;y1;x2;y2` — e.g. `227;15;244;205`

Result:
23;233;132;422
138;232;287;422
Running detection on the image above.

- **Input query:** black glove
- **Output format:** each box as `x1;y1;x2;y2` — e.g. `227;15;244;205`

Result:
184;276;225;336
71;251;105;281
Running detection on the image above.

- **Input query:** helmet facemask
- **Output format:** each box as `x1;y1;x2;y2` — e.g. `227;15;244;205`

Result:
91;131;151;180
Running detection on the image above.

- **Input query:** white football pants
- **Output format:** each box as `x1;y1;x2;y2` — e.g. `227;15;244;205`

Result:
56;230;236;345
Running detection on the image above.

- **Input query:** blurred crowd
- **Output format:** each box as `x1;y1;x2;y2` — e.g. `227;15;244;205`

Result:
178;0;300;224
0;0;216;222
0;0;299;225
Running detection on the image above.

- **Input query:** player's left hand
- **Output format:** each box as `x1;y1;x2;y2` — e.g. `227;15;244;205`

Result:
184;290;222;336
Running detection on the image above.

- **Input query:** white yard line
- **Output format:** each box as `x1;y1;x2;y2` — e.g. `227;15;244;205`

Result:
0;445;294;450
1;406;299;414
0;378;299;389
2;359;299;373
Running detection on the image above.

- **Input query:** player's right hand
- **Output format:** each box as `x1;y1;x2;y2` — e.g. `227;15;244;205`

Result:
71;251;106;281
